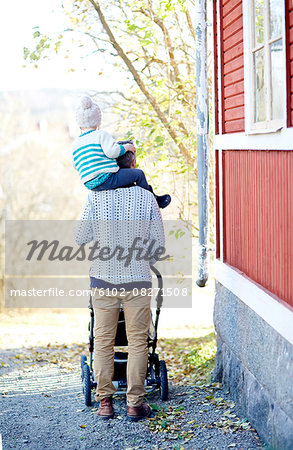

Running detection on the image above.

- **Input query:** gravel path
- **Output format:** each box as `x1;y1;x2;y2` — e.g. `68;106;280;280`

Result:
0;348;265;450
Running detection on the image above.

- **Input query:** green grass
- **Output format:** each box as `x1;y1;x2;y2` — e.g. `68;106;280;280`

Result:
157;332;217;385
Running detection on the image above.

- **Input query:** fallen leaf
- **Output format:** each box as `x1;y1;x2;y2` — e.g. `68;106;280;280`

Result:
161;420;168;428
150;404;160;411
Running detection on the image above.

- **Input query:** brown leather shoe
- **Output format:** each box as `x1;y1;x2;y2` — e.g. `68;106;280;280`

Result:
97;397;114;420
127;402;151;421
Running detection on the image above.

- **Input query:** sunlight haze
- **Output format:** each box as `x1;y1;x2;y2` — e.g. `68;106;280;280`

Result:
0;0;119;92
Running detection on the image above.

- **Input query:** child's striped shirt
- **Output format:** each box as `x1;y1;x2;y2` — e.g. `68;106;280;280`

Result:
72;129;125;184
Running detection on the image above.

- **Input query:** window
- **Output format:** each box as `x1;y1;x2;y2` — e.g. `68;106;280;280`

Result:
250;0;285;129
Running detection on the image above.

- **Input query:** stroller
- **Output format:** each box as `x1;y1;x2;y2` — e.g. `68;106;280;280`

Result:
80;266;168;406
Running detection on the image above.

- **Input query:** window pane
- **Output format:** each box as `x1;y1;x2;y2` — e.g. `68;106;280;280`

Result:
254;49;266;122
254;0;264;46
269;0;283;39
270;39;284;120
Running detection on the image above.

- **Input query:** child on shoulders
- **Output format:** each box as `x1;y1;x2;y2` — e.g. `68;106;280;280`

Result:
72;96;171;209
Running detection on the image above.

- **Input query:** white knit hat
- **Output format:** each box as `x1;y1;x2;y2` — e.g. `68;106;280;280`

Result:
76;96;102;128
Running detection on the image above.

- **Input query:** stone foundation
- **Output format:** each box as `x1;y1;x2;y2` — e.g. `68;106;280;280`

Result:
213;282;293;450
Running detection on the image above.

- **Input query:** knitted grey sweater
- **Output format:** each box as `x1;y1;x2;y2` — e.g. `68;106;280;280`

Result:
74;186;165;288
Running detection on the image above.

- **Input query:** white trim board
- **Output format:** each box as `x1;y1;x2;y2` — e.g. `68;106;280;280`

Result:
215;260;293;346
214;128;293;150
218;149;224;262
216;0;223;136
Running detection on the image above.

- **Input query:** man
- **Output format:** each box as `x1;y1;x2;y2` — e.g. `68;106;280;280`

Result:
75;151;165;420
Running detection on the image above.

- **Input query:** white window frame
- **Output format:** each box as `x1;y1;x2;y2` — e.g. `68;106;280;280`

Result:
243;0;287;133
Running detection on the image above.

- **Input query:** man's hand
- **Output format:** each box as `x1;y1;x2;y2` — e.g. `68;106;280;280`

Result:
124;143;136;154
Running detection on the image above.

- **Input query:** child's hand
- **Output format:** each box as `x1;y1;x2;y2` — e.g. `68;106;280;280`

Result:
124;143;136;154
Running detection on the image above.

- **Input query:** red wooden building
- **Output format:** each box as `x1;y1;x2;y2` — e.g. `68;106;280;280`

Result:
212;1;293;447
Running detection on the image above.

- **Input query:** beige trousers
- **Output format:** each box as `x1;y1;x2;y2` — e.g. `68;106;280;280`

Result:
92;289;151;407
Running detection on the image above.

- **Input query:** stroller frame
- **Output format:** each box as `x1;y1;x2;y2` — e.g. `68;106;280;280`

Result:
81;266;168;406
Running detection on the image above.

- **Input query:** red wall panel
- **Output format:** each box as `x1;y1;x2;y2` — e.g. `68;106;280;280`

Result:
222;150;293;307
286;0;293;126
220;0;245;133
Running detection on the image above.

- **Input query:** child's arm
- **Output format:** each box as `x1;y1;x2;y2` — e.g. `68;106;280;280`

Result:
99;130;134;159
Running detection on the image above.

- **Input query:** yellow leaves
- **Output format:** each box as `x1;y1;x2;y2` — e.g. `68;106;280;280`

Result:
204;394;236;412
227;401;235;409
214;415;252;433
23;47;30;60
147;404;188;437
71;17;80;25
223;410;237;419
5;344;87;373
157;334;216;385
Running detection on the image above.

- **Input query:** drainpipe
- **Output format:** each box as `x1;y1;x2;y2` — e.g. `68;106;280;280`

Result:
195;0;209;287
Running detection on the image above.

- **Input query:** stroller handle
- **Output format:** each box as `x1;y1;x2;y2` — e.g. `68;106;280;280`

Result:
150;265;163;290
150;265;163;309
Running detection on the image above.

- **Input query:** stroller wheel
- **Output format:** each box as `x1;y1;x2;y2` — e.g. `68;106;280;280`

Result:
80;355;87;369
159;360;168;401
82;363;92;406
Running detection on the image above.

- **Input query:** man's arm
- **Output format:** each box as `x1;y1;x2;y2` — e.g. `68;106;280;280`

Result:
149;197;165;266
74;195;94;246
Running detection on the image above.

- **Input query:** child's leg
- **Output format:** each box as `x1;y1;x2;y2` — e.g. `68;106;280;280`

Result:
93;169;150;191
92;168;171;209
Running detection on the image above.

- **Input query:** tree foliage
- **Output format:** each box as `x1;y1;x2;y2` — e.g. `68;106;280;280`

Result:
25;0;198;168
24;0;215;240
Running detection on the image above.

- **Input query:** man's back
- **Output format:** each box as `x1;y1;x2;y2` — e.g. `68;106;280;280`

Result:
75;186;165;288
88;186;158;220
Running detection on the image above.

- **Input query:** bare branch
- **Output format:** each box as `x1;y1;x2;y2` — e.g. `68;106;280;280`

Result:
137;7;197;116
139;7;181;82
174;10;193;77
185;9;196;41
126;52;168;66
88;0;195;166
